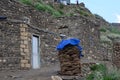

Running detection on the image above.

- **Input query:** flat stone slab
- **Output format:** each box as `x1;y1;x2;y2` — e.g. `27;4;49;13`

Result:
60;75;85;80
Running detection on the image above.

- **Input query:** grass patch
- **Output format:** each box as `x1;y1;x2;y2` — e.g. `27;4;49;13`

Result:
59;3;65;9
107;33;120;39
65;13;74;17
20;0;63;17
100;27;107;32
79;10;89;17
34;2;46;11
75;8;91;17
109;27;120;34
86;64;120;80
20;0;33;5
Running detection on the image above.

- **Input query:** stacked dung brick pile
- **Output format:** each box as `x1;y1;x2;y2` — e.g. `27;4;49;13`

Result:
58;45;81;76
112;41;120;68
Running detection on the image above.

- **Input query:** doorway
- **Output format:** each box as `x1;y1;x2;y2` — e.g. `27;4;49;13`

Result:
32;35;40;69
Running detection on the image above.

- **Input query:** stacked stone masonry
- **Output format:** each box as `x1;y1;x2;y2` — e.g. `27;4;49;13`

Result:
112;41;120;68
0;22;21;70
0;22;31;70
0;17;100;70
51;16;100;61
20;24;31;69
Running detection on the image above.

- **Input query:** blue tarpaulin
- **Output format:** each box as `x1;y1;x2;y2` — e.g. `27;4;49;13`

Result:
56;38;83;57
0;16;7;20
56;38;80;50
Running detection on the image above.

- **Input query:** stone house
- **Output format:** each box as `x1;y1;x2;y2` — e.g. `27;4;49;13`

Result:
0;0;100;70
0;18;58;70
57;0;70;4
0;0;55;70
44;0;71;4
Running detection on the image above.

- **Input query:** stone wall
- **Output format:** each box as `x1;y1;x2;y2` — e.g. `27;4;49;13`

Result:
48;16;100;61
0;21;21;70
27;24;60;66
112;41;120;68
0;17;100;70
20;24;31;69
0;22;33;70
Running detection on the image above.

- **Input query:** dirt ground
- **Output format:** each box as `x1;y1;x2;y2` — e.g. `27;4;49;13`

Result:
0;60;112;80
0;64;60;80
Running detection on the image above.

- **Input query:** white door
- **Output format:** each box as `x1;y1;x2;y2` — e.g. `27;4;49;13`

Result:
32;35;40;69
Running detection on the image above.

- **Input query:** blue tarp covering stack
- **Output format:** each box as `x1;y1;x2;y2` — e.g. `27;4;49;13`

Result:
57;38;82;75
56;38;83;57
0;16;7;20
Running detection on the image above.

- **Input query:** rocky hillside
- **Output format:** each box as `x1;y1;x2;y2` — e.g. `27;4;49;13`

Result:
0;0;54;28
100;23;120;43
111;23;120;30
19;0;119;41
19;0;101;23
1;0;111;31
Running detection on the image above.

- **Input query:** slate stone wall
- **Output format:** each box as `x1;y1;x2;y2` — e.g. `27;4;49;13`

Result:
112;41;120;68
0;22;32;70
48;16;101;61
0;17;100;70
27;24;60;66
0;21;21;70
